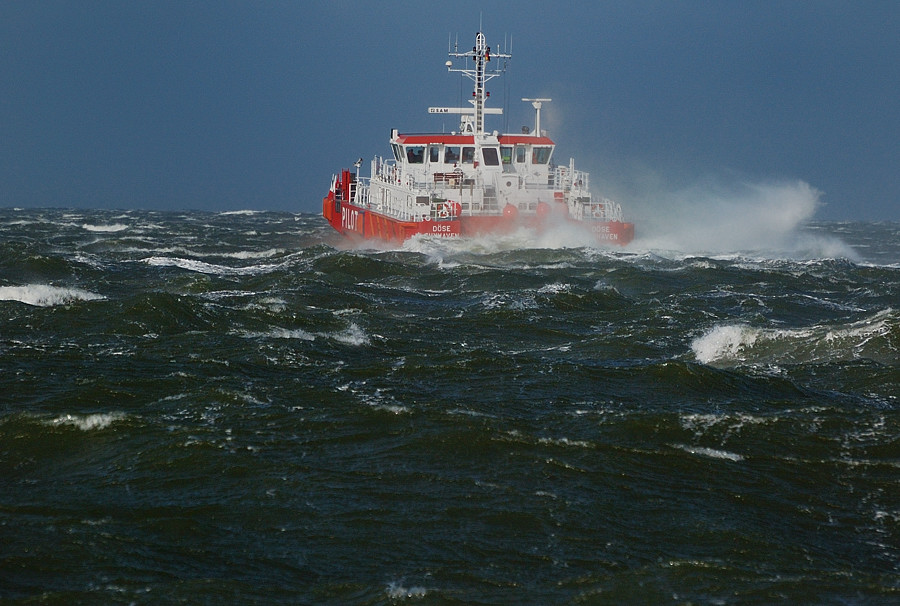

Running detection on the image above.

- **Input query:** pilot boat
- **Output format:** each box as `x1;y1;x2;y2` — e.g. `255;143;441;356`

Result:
323;31;634;245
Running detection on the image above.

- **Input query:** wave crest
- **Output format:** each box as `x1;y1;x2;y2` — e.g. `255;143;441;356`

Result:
0;284;104;307
692;309;898;366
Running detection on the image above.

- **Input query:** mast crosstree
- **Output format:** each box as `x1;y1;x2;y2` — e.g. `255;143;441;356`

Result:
444;32;511;136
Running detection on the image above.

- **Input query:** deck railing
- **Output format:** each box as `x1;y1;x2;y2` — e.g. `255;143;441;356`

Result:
363;155;622;221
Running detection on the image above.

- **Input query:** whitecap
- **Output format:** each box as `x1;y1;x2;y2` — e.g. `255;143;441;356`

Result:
675;444;744;461
0;284;104;307
239;322;369;345
691;324;759;364
82;223;129;232
254;297;287;313
370;403;410;414
143;256;282;276
214;248;283;260
332;322;370;346
386;581;427;599
266;327;316;340
538;436;593;449
481;292;536;311
537;282;571;294
692;309;897;366
49;412;125;431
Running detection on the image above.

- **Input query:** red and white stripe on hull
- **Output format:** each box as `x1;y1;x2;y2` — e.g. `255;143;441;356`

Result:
324;195;461;244
324;191;633;245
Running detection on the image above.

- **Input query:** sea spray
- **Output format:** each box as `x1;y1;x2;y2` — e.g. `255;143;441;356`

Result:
633;179;823;253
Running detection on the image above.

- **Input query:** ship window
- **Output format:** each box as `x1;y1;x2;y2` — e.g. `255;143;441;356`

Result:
462;147;475;163
391;143;402;162
515;146;526;163
532;146;552;164
482;147;500;166
500;146;513;164
406;146;425;164
445;146;460;164
429;146;440;163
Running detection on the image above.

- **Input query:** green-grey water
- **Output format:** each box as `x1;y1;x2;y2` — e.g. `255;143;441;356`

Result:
1;209;897;604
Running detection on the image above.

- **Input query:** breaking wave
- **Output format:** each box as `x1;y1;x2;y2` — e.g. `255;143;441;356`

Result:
47;412;127;430
691;309;898;366
0;284;105;307
82;223;130;233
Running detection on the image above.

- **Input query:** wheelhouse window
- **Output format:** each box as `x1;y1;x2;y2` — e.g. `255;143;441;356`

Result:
445;146;460;164
406;146;425;164
532;146;552;164
391;143;402;162
429;146;440;163
515;146;526;163
500;146;513;165
482;147;500;166
462;147;475;164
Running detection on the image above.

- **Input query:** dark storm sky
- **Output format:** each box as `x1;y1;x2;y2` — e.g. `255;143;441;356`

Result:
2;1;898;220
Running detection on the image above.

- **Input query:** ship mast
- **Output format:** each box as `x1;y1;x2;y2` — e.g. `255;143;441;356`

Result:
447;32;510;136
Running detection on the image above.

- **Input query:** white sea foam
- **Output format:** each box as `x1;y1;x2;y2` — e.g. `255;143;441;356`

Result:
675;444;744;461
386;581;427;599
215;248;283;260
265;327;316;340
143;256;282;276
82;223;129;232
691;324;758;364
368;402;410;414
681;412;768;434
537;282;571;295
481;292;536;311
240;322;370;346
125;246;282;261
0;284;104;307
255;297;287;313
49;412;125;430
538;436;593;449
692;309;896;366
332;322;370;346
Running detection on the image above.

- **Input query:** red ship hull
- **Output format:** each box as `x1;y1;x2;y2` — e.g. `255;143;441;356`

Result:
324;188;634;246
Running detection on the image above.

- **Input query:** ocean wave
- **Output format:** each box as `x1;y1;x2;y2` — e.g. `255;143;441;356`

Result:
674;444;745;461
82;223;129;232
0;284;104;307
691;309;898;366
681;412;770;436
538;436;593;449
212;248;284;260
142;256;285;276
47;412;126;430
332;322;371;346
242;327;316;341
386;581;427;600
239;322;370;346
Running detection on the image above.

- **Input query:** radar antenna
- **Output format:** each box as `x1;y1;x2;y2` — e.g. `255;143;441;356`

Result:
446;32;511;135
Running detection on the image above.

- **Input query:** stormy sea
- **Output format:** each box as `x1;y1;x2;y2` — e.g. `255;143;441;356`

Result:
1;207;897;604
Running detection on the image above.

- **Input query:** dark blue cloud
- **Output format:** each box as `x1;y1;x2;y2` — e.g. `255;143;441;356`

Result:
1;1;897;220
